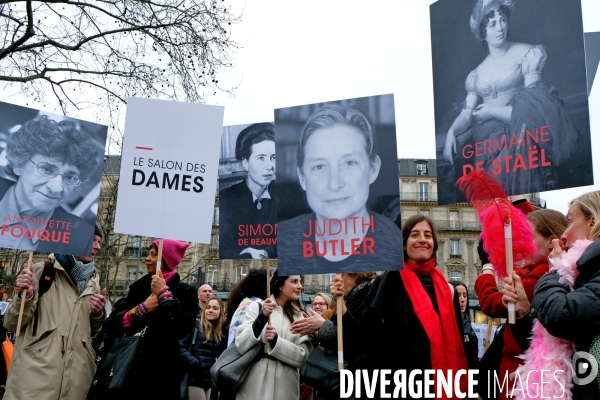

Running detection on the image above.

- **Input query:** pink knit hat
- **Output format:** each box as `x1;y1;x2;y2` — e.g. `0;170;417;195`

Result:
153;239;189;271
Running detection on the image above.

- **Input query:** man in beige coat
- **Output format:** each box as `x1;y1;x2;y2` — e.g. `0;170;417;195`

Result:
3;226;106;400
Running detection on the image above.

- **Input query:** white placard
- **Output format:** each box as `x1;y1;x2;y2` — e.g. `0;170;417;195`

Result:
472;322;499;359
114;98;224;243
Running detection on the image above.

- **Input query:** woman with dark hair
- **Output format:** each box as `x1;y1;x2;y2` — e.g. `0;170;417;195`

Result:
219;123;277;259
225;268;268;347
0;115;100;253
233;270;312;400
475;208;566;398
451;280;479;370
357;214;467;394
180;296;228;400
90;239;198;400
443;0;584;194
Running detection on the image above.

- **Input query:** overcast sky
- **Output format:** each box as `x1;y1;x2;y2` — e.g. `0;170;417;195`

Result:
0;0;598;213
210;0;600;213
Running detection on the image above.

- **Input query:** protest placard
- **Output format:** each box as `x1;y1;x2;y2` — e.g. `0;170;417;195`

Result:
218;122;277;259
114;98;224;244
0;101;107;256
431;0;593;205
275;94;402;275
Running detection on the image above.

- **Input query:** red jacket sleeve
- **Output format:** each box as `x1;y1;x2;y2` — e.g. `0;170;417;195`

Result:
475;273;507;318
519;263;549;301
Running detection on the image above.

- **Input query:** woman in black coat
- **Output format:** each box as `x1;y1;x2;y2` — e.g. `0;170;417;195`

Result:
94;239;198;400
180;296;228;400
451;280;479;370
357;215;467;397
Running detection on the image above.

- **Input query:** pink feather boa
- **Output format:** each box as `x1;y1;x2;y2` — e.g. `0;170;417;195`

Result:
513;239;593;400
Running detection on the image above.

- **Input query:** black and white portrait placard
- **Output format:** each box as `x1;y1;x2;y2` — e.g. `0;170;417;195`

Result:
431;0;593;205
114;98;224;243
218;123;277;259
0;101;108;255
275;94;403;275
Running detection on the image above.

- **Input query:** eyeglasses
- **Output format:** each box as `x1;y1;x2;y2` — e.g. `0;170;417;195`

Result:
30;159;82;188
312;302;327;307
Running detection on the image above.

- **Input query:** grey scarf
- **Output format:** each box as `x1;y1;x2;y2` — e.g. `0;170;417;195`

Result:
71;259;95;294
56;254;96;294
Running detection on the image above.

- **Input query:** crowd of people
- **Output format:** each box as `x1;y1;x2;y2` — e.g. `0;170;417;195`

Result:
0;189;596;400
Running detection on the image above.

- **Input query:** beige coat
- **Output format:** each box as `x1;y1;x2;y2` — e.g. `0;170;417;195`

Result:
3;256;104;400
235;295;313;400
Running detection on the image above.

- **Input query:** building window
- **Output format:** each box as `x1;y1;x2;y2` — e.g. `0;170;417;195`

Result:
213;207;219;226
127;265;136;283
450;271;462;281
416;163;428;175
449;211;459;230
236;266;248;282
215;182;219;198
450;239;461;258
209;233;219;253
207;264;218;285
420;210;430;217
325;274;336;286
130;236;141;248
419;182;429;201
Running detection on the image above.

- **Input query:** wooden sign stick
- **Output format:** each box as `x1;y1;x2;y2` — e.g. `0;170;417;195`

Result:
504;220;516;324
16;252;34;337
266;259;271;324
484;320;494;351
336;273;344;371
156;238;164;274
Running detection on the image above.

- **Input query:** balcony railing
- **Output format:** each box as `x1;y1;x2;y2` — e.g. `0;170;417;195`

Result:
303;284;332;295
109;280;132;293
400;191;438;202
399;219;481;232
433;220;481;231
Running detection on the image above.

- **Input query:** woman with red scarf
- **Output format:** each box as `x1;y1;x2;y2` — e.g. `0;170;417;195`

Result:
475;208;566;399
358;214;467;398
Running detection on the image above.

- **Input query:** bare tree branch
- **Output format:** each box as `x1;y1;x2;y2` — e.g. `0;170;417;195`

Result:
0;0;241;115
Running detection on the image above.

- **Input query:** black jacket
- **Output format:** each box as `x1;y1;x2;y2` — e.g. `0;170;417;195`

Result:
358;270;464;396
531;239;600;400
461;313;480;370
179;322;229;389
100;273;198;399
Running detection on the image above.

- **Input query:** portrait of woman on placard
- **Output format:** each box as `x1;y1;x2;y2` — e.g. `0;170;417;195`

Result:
437;0;591;201
276;98;403;276
219;123;277;260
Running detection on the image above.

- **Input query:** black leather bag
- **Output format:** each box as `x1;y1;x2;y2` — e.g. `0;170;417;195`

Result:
210;303;263;392
300;346;347;394
87;329;145;400
477;324;505;400
210;338;263;392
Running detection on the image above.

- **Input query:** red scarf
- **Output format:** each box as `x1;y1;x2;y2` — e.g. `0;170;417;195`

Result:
400;259;468;398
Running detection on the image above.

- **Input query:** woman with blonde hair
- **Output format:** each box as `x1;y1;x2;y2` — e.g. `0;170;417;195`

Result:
310;292;331;316
512;191;600;399
180;296;228;400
